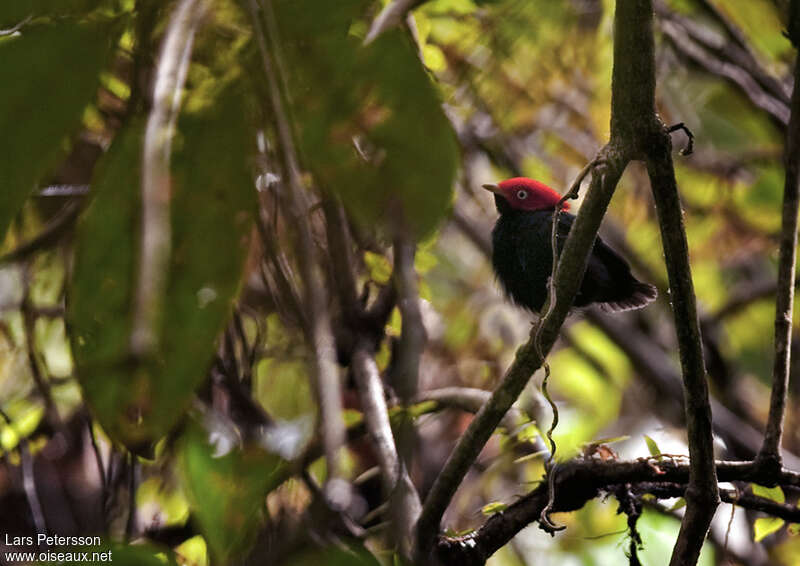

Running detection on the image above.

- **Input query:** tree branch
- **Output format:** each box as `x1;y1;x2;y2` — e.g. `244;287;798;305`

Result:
416;148;628;558
249;0;348;505
434;458;800;564
364;0;428;45
132;0;208;358
758;20;800;469
353;343;421;560
647;129;719;566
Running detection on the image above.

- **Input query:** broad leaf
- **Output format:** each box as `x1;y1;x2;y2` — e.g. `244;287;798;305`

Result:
0;19;119;242
68;84;256;450
272;0;459;240
179;417;285;565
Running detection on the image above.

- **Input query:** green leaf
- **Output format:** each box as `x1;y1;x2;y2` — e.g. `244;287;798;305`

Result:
179;417;285;564
0;19;120;242
481;501;509;515
751;483;785;503
643;434;661;458
667;498;686;511
754;516;784;542
273;0;459;240
68;83;256;450
364;251;392;284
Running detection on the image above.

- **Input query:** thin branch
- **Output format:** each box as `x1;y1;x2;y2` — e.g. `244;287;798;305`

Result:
758;32;800;468
364;0;429;45
416;145;628;558
0;15;31;37
249;0;348;505
0;409;47;541
131;0;208;358
125;454;137;541
0;200;82;264
391;235;426;404
658;15;790;127
414;387;524;432
417;0;670;551
87;417;108;527
352;343;421;560
435;458;800;564
389;233;425;559
21;272;60;427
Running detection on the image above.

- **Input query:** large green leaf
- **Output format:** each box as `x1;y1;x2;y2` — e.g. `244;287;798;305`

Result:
272;0;459;240
0;19;119;242
68;84;256;451
179;417;285;565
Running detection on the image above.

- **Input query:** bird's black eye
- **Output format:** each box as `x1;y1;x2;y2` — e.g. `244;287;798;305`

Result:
516;190;528;199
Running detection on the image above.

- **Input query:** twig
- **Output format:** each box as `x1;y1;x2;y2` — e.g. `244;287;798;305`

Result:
125;453;137;540
364;0;429;45
413;387;526;433
249;0;348;506
434;458;800;564
658;16;790;127
0;15;31;37
0;409;47;540
131;0;209;358
21;271;60;427
758;31;800;470
416;143;626;558
87;417;108;526
352;342;421;559
666;122;694;156
0;200;82;264
535;156;603;531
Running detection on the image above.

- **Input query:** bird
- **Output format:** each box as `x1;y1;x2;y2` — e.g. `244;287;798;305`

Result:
482;177;657;313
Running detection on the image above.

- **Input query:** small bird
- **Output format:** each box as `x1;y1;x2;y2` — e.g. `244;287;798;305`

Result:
483;177;657;313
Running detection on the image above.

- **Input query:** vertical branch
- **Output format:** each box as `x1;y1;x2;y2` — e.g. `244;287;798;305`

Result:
131;0;208;357
353;343;422;560
647;138;719;566
391;235;426;404
248;0;348;503
390;233;425;560
759;26;800;468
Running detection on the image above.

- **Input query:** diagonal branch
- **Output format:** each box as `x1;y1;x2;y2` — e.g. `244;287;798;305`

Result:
415;147;628;558
364;0;429;45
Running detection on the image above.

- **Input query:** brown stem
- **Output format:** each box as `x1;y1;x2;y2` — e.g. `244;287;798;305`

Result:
758;32;800;469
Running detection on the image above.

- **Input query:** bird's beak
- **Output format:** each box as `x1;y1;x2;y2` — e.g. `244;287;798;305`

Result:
482;183;501;194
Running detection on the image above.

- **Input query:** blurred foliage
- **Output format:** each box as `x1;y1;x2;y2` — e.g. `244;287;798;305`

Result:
0;0;798;564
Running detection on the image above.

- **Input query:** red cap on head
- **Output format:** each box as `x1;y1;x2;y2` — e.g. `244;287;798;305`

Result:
487;177;568;212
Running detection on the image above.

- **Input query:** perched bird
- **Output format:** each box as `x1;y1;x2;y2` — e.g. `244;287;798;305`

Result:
483;177;657;313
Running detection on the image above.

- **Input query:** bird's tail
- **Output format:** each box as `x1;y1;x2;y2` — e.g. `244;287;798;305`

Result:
599;281;658;313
